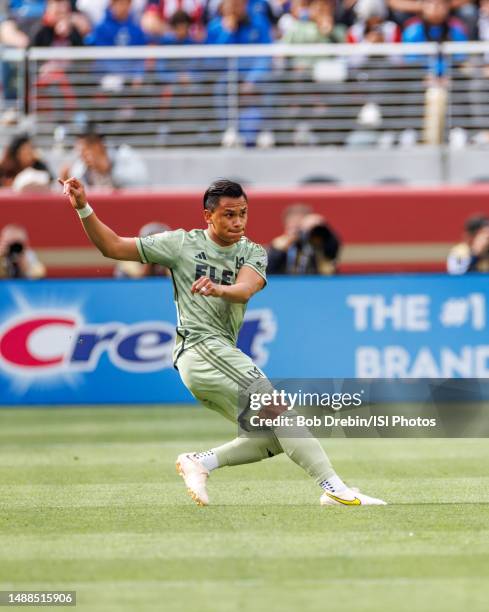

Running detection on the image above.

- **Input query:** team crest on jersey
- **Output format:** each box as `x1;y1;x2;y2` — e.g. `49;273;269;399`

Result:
238;309;276;367
142;235;155;246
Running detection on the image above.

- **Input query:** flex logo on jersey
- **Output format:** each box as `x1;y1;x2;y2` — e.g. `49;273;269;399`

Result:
195;263;234;285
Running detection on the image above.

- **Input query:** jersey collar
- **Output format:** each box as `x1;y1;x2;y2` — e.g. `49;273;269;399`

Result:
204;229;242;253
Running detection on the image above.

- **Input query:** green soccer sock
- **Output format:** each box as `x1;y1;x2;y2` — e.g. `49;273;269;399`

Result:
272;416;336;484
213;434;283;467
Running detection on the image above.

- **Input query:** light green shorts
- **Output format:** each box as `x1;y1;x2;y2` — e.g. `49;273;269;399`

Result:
176;338;269;423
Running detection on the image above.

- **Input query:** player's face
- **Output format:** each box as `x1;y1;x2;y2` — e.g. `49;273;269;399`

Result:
205;196;248;246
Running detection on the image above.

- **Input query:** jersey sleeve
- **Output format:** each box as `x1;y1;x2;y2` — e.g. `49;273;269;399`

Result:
136;229;185;268
243;242;268;285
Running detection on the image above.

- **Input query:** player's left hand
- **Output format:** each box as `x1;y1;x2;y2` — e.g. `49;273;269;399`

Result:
191;276;223;298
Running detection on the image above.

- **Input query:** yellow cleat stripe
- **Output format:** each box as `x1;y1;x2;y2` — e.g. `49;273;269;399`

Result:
324;492;362;506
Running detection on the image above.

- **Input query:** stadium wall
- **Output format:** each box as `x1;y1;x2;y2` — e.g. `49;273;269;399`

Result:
1;186;488;276
0;275;487;405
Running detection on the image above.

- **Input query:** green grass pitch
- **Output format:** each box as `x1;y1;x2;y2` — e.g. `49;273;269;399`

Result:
1;405;489;612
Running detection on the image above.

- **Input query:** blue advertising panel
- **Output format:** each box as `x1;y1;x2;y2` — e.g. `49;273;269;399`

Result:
0;275;487;405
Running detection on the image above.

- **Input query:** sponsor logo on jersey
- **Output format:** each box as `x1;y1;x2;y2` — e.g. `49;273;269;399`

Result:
194;263;234;285
195;252;207;260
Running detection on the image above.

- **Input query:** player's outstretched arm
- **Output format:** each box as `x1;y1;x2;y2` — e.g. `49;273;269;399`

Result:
59;177;140;262
191;266;265;303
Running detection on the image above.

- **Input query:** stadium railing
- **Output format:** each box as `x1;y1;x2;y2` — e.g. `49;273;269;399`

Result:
2;41;489;149
0;47;26;119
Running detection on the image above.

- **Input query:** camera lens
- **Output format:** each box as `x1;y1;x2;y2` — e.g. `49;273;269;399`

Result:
8;242;24;256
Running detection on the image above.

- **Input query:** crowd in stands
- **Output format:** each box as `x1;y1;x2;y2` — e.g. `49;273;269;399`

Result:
1;0;488;52
0;129;149;190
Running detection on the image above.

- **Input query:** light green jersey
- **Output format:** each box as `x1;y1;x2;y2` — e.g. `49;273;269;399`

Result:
136;228;268;362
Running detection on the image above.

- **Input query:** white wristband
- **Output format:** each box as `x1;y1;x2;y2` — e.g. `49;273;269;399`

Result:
77;203;94;219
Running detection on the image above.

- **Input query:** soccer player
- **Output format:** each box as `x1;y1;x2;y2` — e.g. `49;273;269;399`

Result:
60;177;386;507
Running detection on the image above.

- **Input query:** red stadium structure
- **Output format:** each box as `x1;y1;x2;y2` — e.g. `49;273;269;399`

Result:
1;186;488;277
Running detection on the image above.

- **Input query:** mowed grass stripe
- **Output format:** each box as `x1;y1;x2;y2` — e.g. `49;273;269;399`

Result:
3;531;489;559
3;554;489;582
2;476;489;507
0;579;488;612
1;459;489;485
1;406;489;612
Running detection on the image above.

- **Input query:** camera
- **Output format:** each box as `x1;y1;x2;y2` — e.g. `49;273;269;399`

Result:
5;241;25;278
301;222;341;261
293;222;341;275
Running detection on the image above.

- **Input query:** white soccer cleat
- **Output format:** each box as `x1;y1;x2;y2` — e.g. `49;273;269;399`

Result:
320;487;387;506
176;453;210;507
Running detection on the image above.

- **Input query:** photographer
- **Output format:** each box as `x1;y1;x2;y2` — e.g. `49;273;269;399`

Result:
0;225;46;279
267;205;341;275
447;215;489;275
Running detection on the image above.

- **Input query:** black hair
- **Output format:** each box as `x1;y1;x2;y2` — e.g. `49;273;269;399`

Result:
77;123;104;143
203;179;247;211
170;10;192;27
465;214;489;235
7;133;31;159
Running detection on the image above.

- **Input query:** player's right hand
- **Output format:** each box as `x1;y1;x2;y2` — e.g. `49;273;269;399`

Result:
58;177;88;210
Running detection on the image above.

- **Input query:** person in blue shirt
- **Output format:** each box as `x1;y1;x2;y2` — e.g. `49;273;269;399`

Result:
402;0;468;76
206;0;272;45
159;10;196;45
205;0;273;145
155;11;198;82
86;0;147;84
86;0;147;47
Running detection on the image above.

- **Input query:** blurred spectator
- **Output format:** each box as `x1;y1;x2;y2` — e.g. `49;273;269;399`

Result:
402;0;468;76
0;224;46;279
85;0;147;45
85;0;147;89
114;222;171;277
402;0;468;45
277;0;312;36
31;0;85;46
347;0;401;42
206;0;272;44
267;204;341;274
77;0;147;29
0;134;53;191
0;1;89;114
141;0;204;38
206;0;273;146
204;0;279;26
447;214;489;274
159;10;197;43
281;0;346;44
478;0;489;41
389;0;477;36
0;1;89;45
60;131;149;188
0;0;49;48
